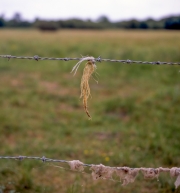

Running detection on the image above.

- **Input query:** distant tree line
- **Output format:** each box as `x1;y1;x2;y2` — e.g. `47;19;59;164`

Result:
0;13;180;30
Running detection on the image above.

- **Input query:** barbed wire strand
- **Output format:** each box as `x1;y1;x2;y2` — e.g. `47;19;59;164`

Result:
0;155;174;170
0;155;180;188
0;55;180;65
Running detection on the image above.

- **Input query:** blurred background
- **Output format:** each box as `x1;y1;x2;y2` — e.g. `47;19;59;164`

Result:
0;0;180;30
0;0;180;193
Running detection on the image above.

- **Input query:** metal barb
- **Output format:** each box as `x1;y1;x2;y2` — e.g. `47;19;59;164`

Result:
41;156;46;162
96;56;102;62
33;55;39;61
126;59;131;64
7;55;11;61
18;155;25;161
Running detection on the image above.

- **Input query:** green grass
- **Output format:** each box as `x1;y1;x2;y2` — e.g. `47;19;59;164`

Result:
0;29;180;193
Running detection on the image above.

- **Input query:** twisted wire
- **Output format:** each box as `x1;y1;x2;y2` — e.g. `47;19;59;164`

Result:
1;155;180;188
0;55;180;65
0;155;178;172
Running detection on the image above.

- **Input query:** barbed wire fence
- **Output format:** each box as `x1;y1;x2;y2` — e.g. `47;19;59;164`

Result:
0;55;180;188
0;155;180;188
0;54;180;65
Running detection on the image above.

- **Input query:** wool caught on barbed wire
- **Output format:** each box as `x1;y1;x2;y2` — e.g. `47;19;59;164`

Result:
170;167;180;189
90;164;114;180
71;56;97;119
115;167;139;185
141;168;160;180
0;155;180;188
170;167;179;177
68;160;84;172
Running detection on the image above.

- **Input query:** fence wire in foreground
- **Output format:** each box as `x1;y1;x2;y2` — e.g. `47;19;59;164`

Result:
0;55;180;188
0;155;180;188
0;54;180;65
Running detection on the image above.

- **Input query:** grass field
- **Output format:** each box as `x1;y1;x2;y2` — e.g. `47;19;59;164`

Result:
0;29;180;193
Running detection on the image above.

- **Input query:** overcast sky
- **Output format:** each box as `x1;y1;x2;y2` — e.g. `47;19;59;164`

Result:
1;0;180;21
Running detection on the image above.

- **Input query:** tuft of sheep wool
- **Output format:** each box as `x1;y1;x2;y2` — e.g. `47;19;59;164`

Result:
141;168;160;180
116;167;139;185
170;167;180;189
175;175;180;189
90;164;114;180
68;160;84;172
